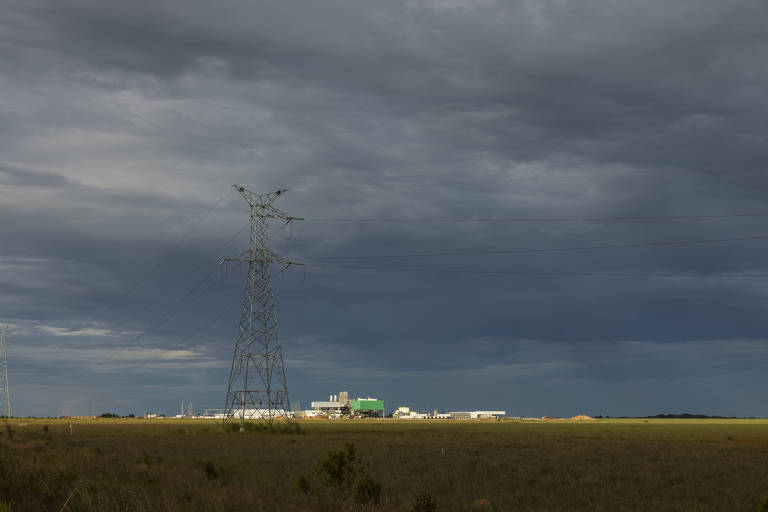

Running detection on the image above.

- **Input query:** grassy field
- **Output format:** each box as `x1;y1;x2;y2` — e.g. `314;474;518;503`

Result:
1;417;768;511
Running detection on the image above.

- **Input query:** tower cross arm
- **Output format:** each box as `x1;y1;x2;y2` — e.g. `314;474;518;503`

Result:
234;185;297;210
260;203;303;222
256;211;304;222
220;249;304;266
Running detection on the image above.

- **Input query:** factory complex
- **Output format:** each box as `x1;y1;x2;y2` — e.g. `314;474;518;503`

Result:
167;390;507;420
307;391;384;418
302;390;505;420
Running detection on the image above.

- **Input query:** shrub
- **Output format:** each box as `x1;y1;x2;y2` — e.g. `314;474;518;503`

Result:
413;492;438;511
355;474;381;504
758;495;768;512
297;475;311;495
316;443;360;488
203;461;219;480
316;443;383;503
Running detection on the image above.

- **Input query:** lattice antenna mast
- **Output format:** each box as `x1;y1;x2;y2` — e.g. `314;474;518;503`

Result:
0;326;10;418
221;185;301;427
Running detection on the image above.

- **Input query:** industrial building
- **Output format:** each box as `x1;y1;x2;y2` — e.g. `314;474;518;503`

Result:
308;391;385;418
393;406;506;419
448;410;505;419
169;390;506;421
309;393;348;418
392;406;430;419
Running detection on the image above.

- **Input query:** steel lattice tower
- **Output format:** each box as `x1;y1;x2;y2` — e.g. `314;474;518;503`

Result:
0;326;10;418
222;185;300;426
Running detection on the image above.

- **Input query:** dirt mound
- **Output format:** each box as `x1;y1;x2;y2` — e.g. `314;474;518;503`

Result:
570;414;594;421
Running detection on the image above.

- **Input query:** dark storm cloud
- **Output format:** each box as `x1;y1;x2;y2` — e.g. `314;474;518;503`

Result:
2;0;768;416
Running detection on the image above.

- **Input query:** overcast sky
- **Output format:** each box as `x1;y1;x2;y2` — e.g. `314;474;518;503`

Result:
2;0;768;417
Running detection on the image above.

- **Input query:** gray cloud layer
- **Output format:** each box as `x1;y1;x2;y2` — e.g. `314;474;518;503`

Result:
2;0;768;417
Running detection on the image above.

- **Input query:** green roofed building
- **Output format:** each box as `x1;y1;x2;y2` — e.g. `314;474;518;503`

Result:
351;398;384;418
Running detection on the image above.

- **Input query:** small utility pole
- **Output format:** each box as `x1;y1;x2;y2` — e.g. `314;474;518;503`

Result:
0;326;10;417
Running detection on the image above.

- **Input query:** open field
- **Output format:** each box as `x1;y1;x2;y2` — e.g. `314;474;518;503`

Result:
1;418;768;511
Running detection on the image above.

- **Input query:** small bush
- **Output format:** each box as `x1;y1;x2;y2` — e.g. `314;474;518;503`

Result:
316;443;359;488
758;495;768;512
297;475;311;495
315;443;383;503
0;502;11;512
413;492;438;511
355;474;381;504
203;461;219;480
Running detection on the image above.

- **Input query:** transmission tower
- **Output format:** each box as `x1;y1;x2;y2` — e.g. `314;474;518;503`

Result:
0;326;10;418
222;185;301;426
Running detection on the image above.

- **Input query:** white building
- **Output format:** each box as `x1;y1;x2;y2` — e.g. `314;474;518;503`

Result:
449;411;505;419
392;406;430;419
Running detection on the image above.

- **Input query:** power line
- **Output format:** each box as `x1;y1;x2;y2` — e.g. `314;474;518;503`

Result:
73;221;251;375
59;217;250;381
304;234;768;261
307;263;768;278
69;264;225;378
124;187;232;291
302;212;768;224
107;302;240;374
34;298;238;387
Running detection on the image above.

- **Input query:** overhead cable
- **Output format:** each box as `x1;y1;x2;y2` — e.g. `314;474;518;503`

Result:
304;234;768;260
302;212;768;223
308;263;768;278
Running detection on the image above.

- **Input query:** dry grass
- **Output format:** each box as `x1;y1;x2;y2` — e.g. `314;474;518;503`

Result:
1;418;768;511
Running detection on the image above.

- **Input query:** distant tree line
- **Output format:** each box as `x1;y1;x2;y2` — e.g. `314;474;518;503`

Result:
593;413;758;419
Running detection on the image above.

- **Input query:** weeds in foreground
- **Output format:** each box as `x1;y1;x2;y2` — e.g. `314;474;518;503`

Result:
413;492;438;512
223;420;302;435
297;475;311;495
315;443;382;504
203;461;220;480
3;419;768;511
354;473;382;504
59;480;88;511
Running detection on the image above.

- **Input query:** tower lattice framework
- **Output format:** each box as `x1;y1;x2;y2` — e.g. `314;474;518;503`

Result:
0;326;10;418
222;185;300;425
